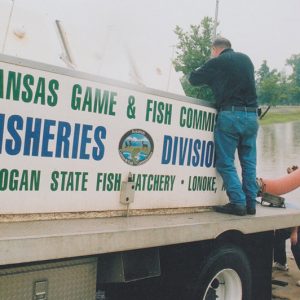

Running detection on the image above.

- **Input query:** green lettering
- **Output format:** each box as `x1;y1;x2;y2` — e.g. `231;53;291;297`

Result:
179;106;186;127
66;171;74;191
71;84;82;110
96;172;121;191
30;170;40;190
9;169;19;191
6;71;21;100
145;99;153;122
106;173;113;191
47;79;59;106
94;89;107;113
147;174;154;191
0;169;9;191
193;110;203;129
82;87;92;112
22;74;34;102
159;176;164;191
34;77;46;104
109;91;117;116
60;171;67;190
19;170;29;191
81;172;88;191
50;171;59;191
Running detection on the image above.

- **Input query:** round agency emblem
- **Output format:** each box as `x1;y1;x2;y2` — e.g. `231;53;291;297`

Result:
119;129;154;166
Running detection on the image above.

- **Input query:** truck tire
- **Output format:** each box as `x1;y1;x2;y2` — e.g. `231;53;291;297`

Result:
188;244;251;300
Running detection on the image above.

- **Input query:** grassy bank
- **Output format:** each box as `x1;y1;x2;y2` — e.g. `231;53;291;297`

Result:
259;106;300;125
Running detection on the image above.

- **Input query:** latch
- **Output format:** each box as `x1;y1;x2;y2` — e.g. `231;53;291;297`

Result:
120;172;135;216
33;280;48;300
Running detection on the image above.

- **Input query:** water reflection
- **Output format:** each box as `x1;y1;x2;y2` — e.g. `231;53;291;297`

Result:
257;121;300;204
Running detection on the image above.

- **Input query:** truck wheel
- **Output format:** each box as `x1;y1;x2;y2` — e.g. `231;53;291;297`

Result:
188;244;251;300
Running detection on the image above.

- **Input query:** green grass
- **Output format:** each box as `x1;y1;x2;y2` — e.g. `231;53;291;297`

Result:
259;106;300;125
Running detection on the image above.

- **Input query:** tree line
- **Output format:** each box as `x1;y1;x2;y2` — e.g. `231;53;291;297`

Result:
173;17;300;106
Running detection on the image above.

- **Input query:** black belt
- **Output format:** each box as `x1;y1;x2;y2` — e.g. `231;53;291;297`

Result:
219;106;258;113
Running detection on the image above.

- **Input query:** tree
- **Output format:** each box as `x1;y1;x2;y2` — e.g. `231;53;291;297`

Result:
276;71;291;105
256;61;282;105
173;17;214;101
256;60;270;84
287;54;300;86
286;54;300;104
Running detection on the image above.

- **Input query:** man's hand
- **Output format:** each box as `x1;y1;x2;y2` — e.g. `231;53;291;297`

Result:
287;165;298;174
290;227;298;246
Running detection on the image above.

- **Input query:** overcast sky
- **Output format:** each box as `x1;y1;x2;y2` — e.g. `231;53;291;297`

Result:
3;0;300;74
31;0;300;72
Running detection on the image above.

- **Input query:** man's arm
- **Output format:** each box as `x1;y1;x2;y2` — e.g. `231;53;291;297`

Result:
188;59;217;86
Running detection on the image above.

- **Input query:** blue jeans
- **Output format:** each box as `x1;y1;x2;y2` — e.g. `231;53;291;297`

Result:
214;110;259;208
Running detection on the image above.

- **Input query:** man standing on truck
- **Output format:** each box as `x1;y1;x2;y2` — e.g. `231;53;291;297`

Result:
188;37;259;216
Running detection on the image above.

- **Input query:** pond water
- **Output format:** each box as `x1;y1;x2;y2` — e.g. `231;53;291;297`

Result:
257;121;300;206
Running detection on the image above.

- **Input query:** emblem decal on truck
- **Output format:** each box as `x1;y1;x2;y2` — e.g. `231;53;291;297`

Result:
119;129;154;166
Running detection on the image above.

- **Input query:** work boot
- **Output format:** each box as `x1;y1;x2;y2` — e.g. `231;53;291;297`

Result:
214;203;247;216
247;207;256;215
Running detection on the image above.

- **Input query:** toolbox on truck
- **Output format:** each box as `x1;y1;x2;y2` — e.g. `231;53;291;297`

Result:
0;257;97;300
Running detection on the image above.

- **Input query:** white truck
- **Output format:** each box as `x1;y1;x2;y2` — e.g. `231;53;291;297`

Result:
1;4;300;299
1;53;300;300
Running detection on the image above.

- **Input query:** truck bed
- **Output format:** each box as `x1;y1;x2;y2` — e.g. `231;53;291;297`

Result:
1;205;299;265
